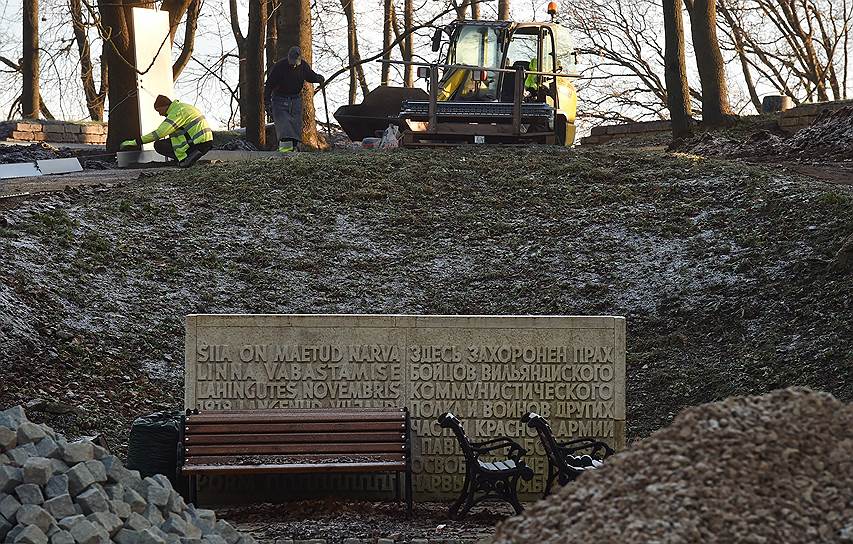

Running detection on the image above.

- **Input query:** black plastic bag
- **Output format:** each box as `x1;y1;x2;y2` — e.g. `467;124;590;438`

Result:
126;410;183;483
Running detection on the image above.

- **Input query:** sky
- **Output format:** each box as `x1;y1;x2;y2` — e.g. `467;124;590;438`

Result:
0;0;555;130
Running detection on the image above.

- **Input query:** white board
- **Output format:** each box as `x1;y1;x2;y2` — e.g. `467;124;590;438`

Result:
36;158;83;175
0;162;41;179
132;7;175;153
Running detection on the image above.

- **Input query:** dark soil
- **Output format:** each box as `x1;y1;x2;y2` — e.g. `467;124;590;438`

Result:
219;500;510;543
0;146;850;458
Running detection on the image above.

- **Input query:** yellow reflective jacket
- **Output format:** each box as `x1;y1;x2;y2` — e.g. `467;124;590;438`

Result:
140;101;212;161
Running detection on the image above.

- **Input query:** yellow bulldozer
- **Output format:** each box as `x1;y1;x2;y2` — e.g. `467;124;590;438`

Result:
334;12;579;146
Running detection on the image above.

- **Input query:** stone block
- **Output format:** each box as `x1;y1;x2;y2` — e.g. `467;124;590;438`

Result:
161;514;189;536
58;515;84;531
7;524;26;543
87;511;123;536
65;464;95;497
36;438;61;460
90;446;108;461
123;488;146;514
15;483;44;504
143;504;164;526
78;135;106;145
17;423;46;445
45;475;69;499
29;132;47;142
103;483;124;502
64;125;82;134
44;495;76;519
83;461;106;484
15;122;42;132
0;513;11;540
213;521;239;544
7;445;34;466
202;537;227;544
62;442;94;465
68;518;104;544
0;427;18;451
115;529;141;544
50;460;68;475
13;524;49;544
17;504;54;532
146;486;169;508
166;490;185;513
23;458;54;486
77;488;109;514
50;530;75;544
109;499;131;520
1;466;23;493
124;513;151;532
1;493;22;519
138;528;167;544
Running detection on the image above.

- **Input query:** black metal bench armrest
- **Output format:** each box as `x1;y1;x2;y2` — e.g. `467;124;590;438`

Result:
471;437;527;459
557;437;615;458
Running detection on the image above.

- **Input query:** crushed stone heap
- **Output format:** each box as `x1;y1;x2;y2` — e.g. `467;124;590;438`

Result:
0;406;253;544
492;388;853;544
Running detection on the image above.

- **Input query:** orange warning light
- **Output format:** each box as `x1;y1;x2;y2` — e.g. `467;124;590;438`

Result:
547;1;558;16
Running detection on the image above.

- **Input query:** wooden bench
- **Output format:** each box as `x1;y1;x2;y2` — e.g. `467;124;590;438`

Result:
521;411;614;497
180;407;412;513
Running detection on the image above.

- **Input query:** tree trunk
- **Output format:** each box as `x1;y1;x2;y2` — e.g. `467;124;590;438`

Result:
22;0;39;119
161;0;195;42
381;0;393;85
663;0;692;139
717;1;760;113
404;0;414;86
71;0;105;120
277;0;323;149
342;0;359;102
686;0;734;126
471;0;480;19
266;0;279;72
172;0;201;79
229;0;248;127
498;0;509;20
245;0;267;148
97;0;143;151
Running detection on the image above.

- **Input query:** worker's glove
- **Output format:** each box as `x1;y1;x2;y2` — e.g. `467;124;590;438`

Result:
119;139;137;150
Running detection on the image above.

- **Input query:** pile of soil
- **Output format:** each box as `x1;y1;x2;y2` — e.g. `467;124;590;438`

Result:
0;143;73;164
0;147;850;454
787;106;853;159
492;388;853;544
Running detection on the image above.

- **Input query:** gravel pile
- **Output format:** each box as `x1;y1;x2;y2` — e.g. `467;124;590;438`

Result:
492;388;853;544
0;144;73;164
787;106;853;159
0;406;253;544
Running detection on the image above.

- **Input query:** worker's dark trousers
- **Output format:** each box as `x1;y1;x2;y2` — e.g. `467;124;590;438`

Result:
154;139;213;165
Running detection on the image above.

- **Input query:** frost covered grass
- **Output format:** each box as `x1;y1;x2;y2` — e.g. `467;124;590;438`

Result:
0;146;850;451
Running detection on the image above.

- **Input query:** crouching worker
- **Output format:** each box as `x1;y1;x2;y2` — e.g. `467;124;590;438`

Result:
120;95;213;167
264;46;325;153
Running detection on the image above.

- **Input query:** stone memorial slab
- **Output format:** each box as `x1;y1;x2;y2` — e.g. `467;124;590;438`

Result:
185;314;626;501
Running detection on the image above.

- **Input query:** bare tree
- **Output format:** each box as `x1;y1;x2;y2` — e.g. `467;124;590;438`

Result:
684;0;735;125
663;0;692;138
381;0;393;84
404;0;414;86
71;0;107;120
267;0;279;73
244;0;267;147
229;0;249;126
172;0;201;79
498;0;509;20
341;0;367;101
22;0;39;118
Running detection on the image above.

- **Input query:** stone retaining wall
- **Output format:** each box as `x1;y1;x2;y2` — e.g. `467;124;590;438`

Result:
580;99;853;146
777;99;853;133
5;120;107;145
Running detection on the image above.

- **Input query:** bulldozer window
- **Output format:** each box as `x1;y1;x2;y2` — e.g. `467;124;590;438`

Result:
554;26;577;74
504;31;539;71
450;25;500;100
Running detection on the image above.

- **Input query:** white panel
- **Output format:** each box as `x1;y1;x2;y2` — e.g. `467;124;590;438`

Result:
117;150;170;168
132;7;175;152
36;158;83;175
0;162;41;179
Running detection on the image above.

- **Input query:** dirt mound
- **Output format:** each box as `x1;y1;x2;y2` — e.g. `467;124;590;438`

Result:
492;388;853;544
787;106;853;159
0;143;73;164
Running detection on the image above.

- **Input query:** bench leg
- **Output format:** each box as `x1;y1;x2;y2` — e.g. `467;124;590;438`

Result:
189;475;198;506
405;467;413;518
395;472;401;502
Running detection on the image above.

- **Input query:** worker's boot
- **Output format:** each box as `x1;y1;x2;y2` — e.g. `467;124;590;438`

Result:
278;140;294;153
179;148;204;168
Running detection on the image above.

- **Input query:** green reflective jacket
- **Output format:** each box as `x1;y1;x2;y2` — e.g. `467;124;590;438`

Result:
140;101;212;161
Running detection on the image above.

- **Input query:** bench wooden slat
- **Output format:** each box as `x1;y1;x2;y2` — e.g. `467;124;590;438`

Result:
185;421;406;434
186;432;406;445
186;442;406;456
182;462;406;475
184;453;407;464
187;412;405;424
